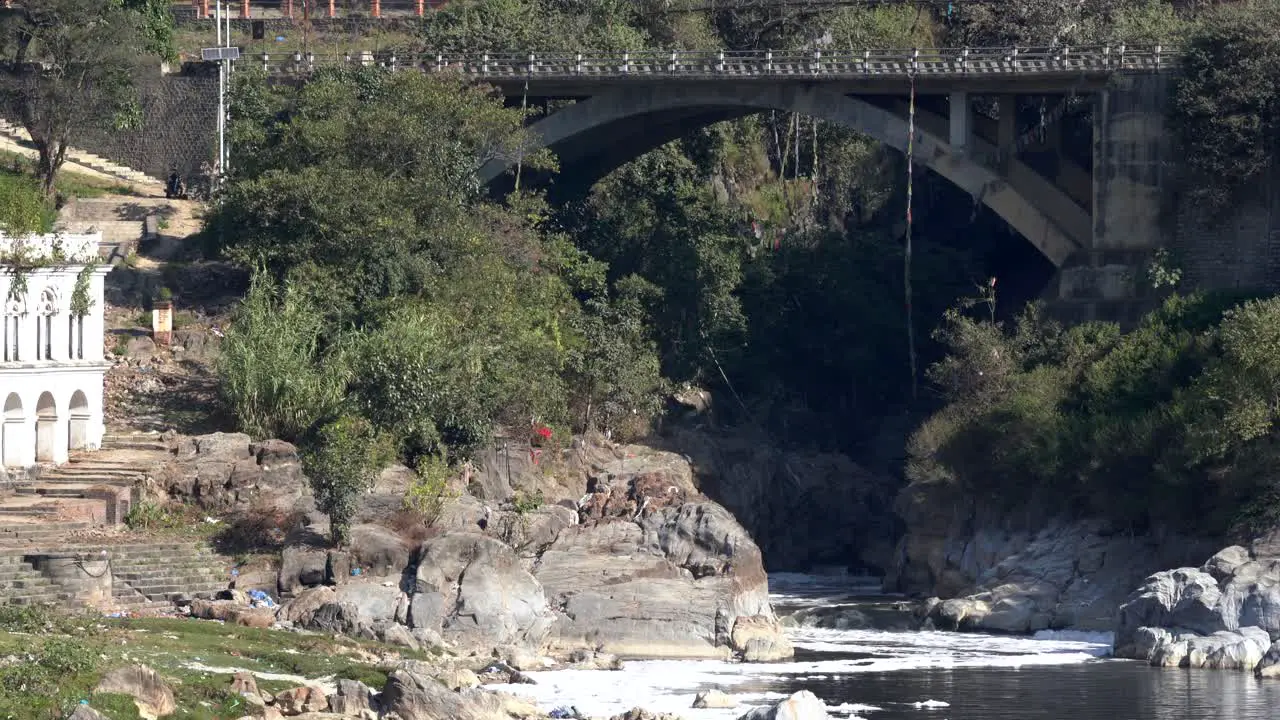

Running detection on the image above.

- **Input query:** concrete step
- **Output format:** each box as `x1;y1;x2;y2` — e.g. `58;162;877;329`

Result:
14;487;92;498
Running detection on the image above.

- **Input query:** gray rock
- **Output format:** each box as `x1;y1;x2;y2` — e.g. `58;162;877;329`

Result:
537;499;788;660
93;665;176;719
1115;568;1225;655
66;707;108;720
333;583;404;625
1256;639;1280;678
693;689;738;708
1203;546;1251;584
349;524;412;577
379;669;539;720
736;690;830;719
379;622;420;651
308;601;367;637
327;679;377;716
279;546;328;595
414;532;555;651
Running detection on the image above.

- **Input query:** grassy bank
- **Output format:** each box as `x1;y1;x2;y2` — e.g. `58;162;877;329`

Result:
0;605;435;720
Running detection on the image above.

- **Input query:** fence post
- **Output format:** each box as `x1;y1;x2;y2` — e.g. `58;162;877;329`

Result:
716;50;724;73
1103;45;1110;69
863;49;870;74
527;52;535;76
416;0;424;16
812;49;821;73
284;0;292;18
576;52;584;75
765;49;772;74
1155;44;1162;70
911;47;918;75
669;50;677;73
372;0;380;18
960;47;969;73
482;52;489;74
261;53;269;73
436;53;443;72
623;51;630;74
241;0;249;18
327;0;334;18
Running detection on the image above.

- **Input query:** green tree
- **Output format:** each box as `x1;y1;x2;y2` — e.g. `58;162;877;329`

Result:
1168;2;1280;209
0;0;152;195
303;415;395;546
567;279;668;438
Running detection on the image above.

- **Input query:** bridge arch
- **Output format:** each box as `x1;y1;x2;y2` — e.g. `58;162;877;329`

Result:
480;83;1084;266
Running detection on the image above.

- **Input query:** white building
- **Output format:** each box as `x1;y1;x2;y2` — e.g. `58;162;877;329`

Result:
0;232;110;469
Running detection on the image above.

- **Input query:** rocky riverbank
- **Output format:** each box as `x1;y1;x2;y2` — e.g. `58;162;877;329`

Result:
888;477;1217;635
148;429;792;665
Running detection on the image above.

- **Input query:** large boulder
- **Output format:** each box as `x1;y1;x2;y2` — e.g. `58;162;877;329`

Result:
93;665;176;720
737;690;830;719
333;583;405;625
537;476;790;660
379;669;538;720
348;524;413;577
1115;568;1224;655
412;532;555;651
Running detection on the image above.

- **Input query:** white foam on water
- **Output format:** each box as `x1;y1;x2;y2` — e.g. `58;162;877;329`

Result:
485;575;1112;717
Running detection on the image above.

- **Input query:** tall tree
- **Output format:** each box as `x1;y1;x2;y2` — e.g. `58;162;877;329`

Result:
0;0;148;195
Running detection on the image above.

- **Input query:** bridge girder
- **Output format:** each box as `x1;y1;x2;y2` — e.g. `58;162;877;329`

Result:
480;83;1088;266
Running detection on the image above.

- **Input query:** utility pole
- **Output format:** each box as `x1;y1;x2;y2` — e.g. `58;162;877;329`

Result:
205;2;239;189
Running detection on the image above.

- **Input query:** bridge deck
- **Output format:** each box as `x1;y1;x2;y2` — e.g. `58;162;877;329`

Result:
258;45;1173;93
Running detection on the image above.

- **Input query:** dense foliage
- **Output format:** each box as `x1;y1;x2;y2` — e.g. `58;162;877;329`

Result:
907;292;1280;537
1168;2;1280;209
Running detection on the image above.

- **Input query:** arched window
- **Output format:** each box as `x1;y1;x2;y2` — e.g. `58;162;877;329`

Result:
2;298;21;362
35;288;56;361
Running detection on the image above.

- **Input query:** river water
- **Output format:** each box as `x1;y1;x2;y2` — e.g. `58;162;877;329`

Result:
488;573;1280;719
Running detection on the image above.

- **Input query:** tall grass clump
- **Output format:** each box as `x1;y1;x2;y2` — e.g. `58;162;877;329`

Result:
217;270;349;441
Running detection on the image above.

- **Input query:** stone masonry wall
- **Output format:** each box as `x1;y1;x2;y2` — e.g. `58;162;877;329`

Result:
75;67;219;185
1171;164;1280;293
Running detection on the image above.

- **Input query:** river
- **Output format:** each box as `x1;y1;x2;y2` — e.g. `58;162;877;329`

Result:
488;573;1280;719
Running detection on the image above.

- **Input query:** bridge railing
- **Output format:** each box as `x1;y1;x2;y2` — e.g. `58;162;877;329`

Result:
252;45;1173;77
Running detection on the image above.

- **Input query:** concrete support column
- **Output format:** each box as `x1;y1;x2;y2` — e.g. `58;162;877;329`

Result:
949;91;969;156
996;94;1016;172
1048;76;1170;326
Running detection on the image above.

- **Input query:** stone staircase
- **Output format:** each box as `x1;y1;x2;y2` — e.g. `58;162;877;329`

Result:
55;197;183;263
0;553;73;606
5;430;168;523
0;117;164;188
108;540;232;607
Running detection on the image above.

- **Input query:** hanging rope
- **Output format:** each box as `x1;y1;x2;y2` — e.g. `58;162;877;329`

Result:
904;63;919;400
514;72;529;192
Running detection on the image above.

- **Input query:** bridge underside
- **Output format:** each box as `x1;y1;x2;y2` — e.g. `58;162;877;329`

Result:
480;83;1091;266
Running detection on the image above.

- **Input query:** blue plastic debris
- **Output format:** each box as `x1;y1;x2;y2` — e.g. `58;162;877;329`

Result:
549;709;574;719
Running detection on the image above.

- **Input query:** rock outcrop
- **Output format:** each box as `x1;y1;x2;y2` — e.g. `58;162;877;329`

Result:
1113;545;1280;674
894;479;1214;633
271;437;790;662
535;444;791;660
157;432;309;514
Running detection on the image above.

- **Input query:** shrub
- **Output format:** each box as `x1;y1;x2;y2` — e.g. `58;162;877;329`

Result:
909;292;1280;534
302;415;396;546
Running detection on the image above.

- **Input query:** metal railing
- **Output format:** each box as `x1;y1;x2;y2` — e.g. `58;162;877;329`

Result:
251;45;1175;77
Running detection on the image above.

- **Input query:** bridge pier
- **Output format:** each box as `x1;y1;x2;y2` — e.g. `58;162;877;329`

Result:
1048;74;1170;325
